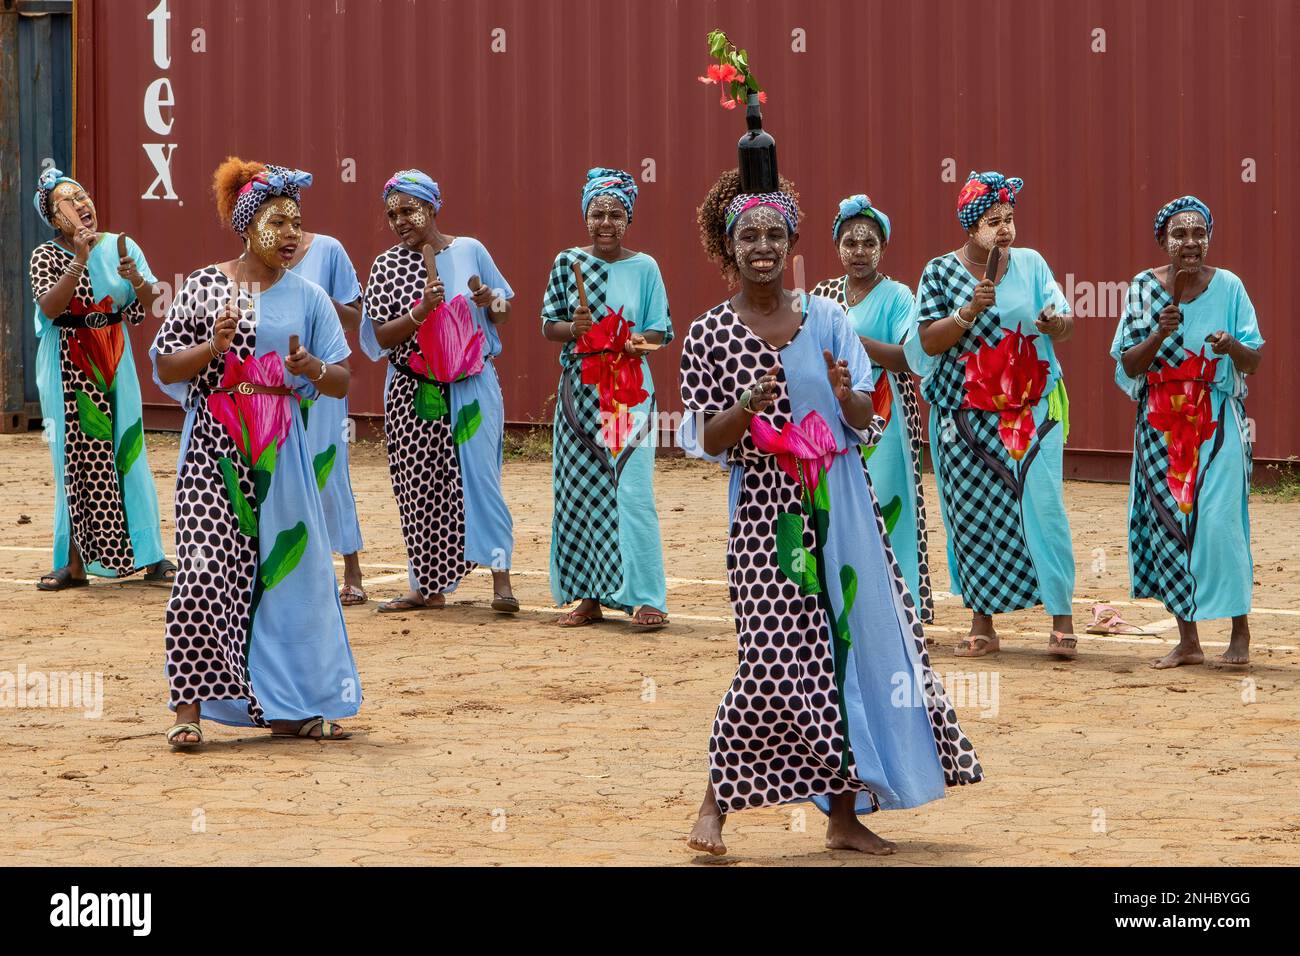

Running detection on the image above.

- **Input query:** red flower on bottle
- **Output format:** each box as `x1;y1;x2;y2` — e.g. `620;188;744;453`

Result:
577;306;648;457
959;329;1050;460
750;410;846;494
208;351;294;466
1145;349;1220;514
697;63;740;86
407;293;486;384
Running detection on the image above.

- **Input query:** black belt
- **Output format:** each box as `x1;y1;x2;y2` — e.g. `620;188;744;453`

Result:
54;312;123;329
389;355;491;385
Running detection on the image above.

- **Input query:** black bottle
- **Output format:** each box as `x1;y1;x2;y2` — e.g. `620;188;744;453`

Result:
737;93;778;193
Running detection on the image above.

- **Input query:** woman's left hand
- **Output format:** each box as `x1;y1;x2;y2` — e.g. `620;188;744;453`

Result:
284;344;320;377
1207;330;1236;354
624;332;647;356
469;283;496;310
824;349;853;401
1034;305;1065;337
118;256;144;287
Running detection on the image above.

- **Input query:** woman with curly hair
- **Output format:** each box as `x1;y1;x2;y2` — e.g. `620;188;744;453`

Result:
540;167;672;630
678;168;981;858
28;168;174;591
149;157;361;748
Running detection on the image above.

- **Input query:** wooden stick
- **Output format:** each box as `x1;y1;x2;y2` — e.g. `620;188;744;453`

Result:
1172;268;1194;307
288;334;300;356
571;261;589;309
467;274;483;293
984;245;1002;282
421;243;439;282
116;233;128;260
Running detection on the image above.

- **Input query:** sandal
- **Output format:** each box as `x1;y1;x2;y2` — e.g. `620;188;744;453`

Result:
954;633;1000;658
1085;603;1156;636
631;606;670;631
273;717;351;740
36;566;89;592
339;584;368;606
556;608;603;627
491;593;520;613
1048;631;1079;660
144;558;177;583
376;595;443;613
165;722;204;749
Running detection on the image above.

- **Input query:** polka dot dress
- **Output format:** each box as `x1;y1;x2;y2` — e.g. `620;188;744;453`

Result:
681;300;982;815
364;245;473;597
152;268;265;723
29;242;145;576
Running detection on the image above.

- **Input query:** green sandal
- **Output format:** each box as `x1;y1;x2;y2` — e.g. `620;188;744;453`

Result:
165;722;204;749
274;717;351;740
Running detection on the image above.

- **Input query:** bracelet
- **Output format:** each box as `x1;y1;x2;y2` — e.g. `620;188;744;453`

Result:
208;338;228;360
569;322;579;341
952;309;974;330
132;276;147;291
65;262;86;278
313;361;328;383
738;389;755;416
409;310;425;327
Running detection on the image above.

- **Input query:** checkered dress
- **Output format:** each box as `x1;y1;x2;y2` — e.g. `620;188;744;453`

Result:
914;253;1054;614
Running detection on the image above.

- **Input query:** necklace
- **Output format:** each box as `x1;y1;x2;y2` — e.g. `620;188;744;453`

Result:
844;272;884;307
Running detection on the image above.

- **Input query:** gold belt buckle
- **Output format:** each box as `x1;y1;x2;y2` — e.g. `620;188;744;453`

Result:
236;381;254;395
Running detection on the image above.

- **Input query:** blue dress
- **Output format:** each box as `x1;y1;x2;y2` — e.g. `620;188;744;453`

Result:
679;294;981;816
361;237;516;594
540;249;671;613
812;275;933;623
150;267;360;727
290;234;364;556
910;247;1076;616
29;236;165;576
1110;268;1262;621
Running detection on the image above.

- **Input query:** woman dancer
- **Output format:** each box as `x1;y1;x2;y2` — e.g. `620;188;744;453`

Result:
811;195;932;623
361;170;518;613
680;169;980;857
28;168;174;590
541;168;671;630
289;227;367;605
151;158;360;747
913;171;1078;659
1111;196;1262;669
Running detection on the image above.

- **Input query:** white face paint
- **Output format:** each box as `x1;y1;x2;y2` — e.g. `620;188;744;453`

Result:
50;181;96;235
837;218;884;278
1164;211;1209;264
731;205;791;284
971;202;1016;250
246;197;301;269
585;195;628;246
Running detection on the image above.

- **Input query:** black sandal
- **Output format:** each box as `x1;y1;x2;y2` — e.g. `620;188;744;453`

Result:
36;566;89;592
144;558;177;583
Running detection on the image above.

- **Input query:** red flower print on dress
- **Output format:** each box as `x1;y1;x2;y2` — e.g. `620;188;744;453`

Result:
750;409;846;494
208;351;294;466
407;293;485;384
959;329;1050;461
577;306;648;457
1145;348;1220;514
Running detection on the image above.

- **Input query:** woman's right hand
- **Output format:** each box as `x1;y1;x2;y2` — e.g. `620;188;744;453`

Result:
962;278;996;321
1155;303;1182;340
746;372;779;415
571;305;593;338
213;299;239;352
414;278;445;321
71;226;96;262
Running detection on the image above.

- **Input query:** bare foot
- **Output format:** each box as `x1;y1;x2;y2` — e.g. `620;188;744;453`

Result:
687;812;727;856
1152;643;1204;669
825;815;898;855
1217;630;1250;666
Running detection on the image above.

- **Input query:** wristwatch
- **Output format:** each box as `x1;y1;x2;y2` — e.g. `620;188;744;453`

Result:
739;389;755;414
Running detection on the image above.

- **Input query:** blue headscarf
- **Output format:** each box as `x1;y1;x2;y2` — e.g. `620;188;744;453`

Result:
33;167;85;227
581;167;638;223
956;171;1023;229
832;194;891;242
382;169;443;212
230;164;313;234
1154;195;1213;240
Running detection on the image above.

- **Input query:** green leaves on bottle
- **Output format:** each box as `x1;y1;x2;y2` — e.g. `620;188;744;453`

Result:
835;565;858;648
776;510;820;596
881;495;902;536
453;400;482;446
75;390;113;442
115;418;143;476
414;380;447;422
218;456;258;537
260;521;308;591
314;444;337;491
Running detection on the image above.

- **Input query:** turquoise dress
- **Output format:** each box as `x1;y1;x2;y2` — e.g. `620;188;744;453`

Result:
289;234;364;556
540;249;670;613
150;267;360;727
29;235;165;577
679;294;981;816
910;247;1075;616
812;275;932;623
1110;268;1262;621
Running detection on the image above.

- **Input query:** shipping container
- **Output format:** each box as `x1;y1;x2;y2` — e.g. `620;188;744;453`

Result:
16;0;1298;479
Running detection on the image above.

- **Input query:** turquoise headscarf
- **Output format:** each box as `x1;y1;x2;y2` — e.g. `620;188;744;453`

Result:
383;169;442;212
581;167;638;222
832;194;891;242
33;167;85;227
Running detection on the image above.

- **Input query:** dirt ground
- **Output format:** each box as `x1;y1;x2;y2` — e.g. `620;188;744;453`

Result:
1;431;1297;866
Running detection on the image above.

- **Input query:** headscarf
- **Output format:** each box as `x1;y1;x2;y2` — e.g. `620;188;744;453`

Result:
832;194;891;243
724;191;800;236
382;169;443;212
581;167;638;222
231;164;312;234
1154;195;1213;240
956;171;1023;229
33;167;86;227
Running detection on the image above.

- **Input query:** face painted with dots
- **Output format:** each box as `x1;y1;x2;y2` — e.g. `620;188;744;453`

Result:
730;205;791;284
245;197;302;269
386;193;433;247
1163;211;1209;267
585;195;629;250
837;217;885;278
970;203;1016;251
50;181;97;236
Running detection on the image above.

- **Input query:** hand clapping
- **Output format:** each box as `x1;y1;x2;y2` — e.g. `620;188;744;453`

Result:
824;349;853;401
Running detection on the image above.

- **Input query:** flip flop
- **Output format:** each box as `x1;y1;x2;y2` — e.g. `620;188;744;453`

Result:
954;633;1000;658
556;609;603;627
491;593;520;613
631;606;670;631
144;558;178;583
1085;603;1157;636
36;567;89;592
272;717;351;740
165;722;204;749
339;584;368;606
1048;631;1079;660
376;596;443;613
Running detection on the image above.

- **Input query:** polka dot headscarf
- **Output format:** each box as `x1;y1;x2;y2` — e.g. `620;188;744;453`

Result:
231;164;313;234
581;167;639;223
956;171;1023;230
725;191;800;236
1154;195;1213;240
